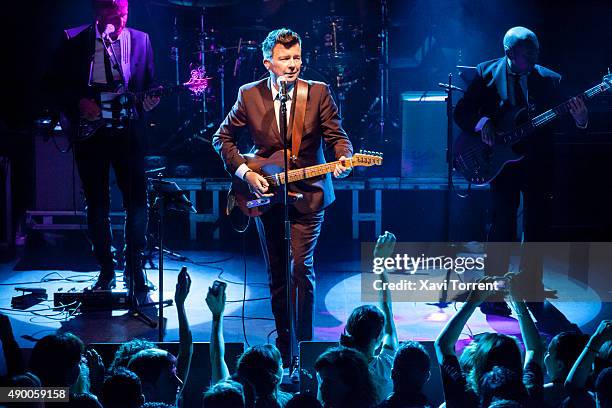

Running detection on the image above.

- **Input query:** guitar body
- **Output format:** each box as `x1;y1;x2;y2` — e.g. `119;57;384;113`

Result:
59;112;107;143
58;69;209;143
226;150;384;217
228;150;293;217
453;105;527;185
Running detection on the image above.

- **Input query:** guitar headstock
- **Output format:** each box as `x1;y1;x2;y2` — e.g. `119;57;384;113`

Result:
604;71;612;88
352;150;384;167
183;66;210;95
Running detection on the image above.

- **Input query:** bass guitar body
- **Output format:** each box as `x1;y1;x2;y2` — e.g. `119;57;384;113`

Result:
453;105;527;185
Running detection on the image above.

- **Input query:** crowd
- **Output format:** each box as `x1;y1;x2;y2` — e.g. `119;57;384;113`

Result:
0;232;610;408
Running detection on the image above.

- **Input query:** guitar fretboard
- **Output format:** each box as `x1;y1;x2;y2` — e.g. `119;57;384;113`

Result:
504;80;611;145
265;159;354;185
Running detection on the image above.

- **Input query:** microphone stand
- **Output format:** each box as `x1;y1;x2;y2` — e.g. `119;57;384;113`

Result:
430;74;465;309
278;80;295;369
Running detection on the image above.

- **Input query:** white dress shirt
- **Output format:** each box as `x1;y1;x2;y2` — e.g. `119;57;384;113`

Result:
235;79;294;180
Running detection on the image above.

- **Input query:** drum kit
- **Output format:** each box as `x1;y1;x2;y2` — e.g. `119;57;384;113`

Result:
152;0;388;171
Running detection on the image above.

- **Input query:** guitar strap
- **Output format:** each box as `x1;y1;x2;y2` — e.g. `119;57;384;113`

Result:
290;78;309;161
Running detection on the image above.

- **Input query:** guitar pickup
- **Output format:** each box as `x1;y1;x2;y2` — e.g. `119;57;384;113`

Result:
246;197;271;208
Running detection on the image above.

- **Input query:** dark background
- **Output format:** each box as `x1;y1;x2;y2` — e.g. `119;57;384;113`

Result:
1;0;612;251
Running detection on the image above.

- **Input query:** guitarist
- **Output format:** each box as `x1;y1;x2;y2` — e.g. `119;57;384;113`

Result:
46;0;160;291
454;26;589;316
212;28;353;367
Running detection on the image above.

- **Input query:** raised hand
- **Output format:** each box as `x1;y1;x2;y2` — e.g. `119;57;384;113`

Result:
591;319;612;348
373;231;397;259
205;286;226;318
175;267;191;306
466;276;496;305
84;348;105;395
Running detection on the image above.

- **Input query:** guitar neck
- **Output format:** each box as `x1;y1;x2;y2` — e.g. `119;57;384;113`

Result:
274;159;353;185
506;80;610;144
134;85;183;102
531;82;608;127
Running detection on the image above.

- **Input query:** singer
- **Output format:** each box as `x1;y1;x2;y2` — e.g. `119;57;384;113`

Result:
213;28;353;368
45;0;160;291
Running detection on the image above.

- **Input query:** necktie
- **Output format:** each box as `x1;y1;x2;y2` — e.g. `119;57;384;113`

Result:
512;73;528;108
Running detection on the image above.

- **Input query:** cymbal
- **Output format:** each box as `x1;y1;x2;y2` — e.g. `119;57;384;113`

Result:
167;0;240;7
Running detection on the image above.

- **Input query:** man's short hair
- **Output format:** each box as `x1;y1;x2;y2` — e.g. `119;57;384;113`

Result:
392;341;431;389
503;26;539;51
261;28;301;60
102;367;143;408
203;380;244;408
67;393;103;408
92;0;128;12
127;348;176;385
548;332;589;373
29;333;84;387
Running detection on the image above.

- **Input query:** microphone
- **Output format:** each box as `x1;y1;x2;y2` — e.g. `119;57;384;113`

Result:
276;75;288;101
437;83;465;93
100;23;116;40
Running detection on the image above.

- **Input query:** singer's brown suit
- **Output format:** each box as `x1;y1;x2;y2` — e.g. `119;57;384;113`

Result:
213;77;352;363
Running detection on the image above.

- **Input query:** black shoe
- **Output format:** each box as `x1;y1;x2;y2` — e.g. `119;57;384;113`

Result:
88;275;116;291
480;301;512;317
124;275;156;292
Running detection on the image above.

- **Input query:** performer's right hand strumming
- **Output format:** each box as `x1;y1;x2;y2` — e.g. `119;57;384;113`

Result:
245;170;274;198
78;98;101;121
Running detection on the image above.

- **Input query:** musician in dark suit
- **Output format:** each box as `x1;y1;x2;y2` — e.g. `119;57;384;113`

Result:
213;28;353;366
454;26;588;315
47;0;159;291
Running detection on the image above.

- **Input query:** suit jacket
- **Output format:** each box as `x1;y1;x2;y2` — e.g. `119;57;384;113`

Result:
213;78;353;213
454;57;562;135
46;24;155;125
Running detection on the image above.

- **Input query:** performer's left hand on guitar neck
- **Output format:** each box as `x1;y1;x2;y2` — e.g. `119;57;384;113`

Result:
333;155;352;178
143;93;161;112
568;95;588;128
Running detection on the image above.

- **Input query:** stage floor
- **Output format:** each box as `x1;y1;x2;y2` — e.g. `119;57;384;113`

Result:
0;242;609;349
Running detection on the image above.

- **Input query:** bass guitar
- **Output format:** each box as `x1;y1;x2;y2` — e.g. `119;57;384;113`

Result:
453;73;612;185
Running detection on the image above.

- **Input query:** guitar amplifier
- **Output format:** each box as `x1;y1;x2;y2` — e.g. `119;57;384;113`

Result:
400;91;459;178
34;133;122;211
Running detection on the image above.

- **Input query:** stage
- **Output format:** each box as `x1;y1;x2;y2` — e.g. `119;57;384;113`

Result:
1;240;607;350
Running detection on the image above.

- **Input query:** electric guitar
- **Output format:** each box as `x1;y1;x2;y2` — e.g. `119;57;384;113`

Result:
60;68;209;142
453;73;612;185
227;150;383;217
